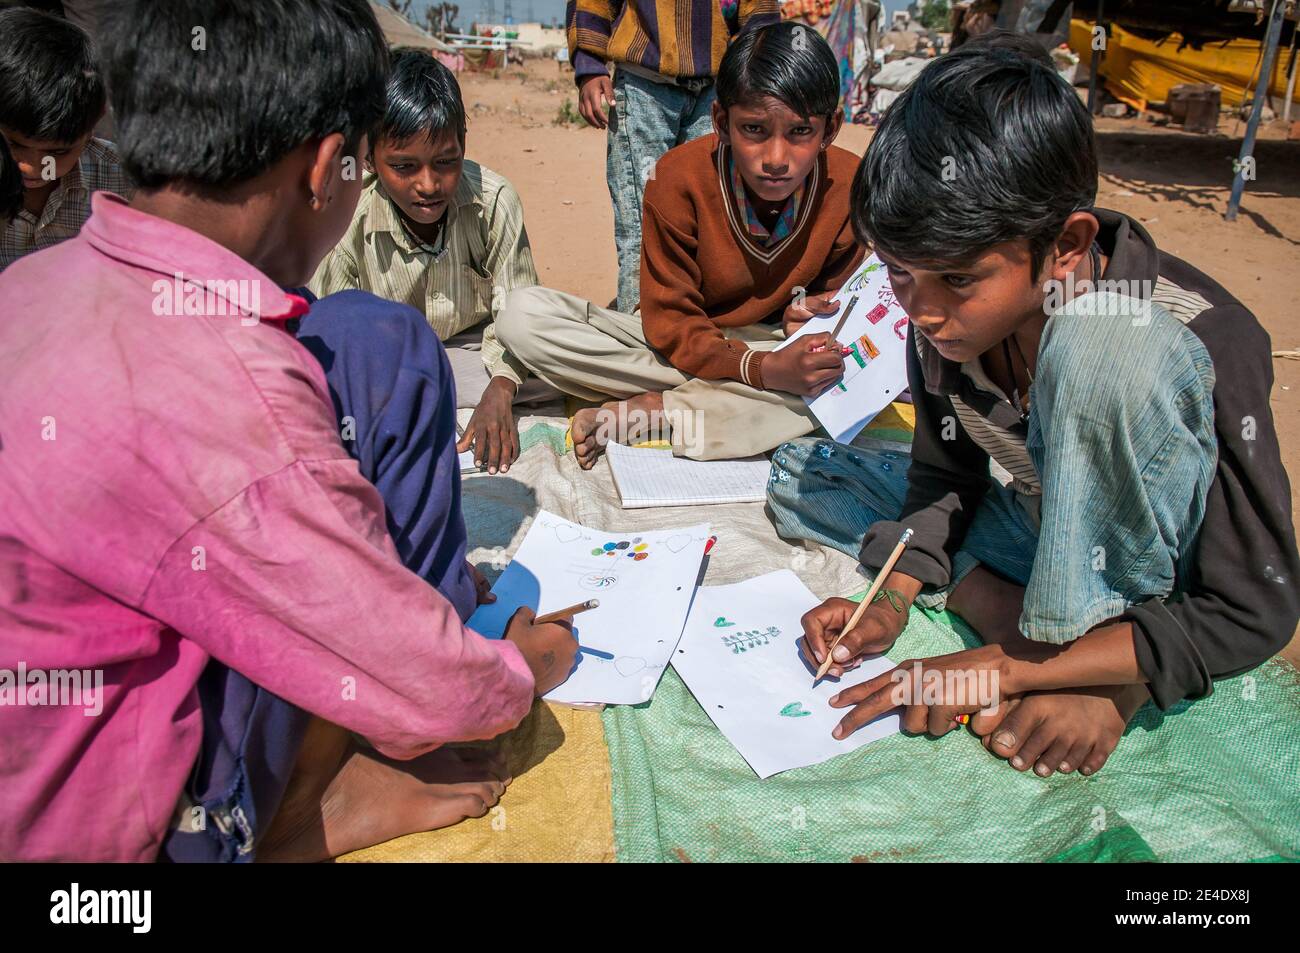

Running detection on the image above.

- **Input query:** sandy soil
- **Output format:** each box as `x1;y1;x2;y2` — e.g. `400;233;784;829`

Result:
459;59;1300;662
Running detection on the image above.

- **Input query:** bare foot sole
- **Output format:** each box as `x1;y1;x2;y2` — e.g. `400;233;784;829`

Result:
972;684;1149;778
260;740;511;862
570;393;666;469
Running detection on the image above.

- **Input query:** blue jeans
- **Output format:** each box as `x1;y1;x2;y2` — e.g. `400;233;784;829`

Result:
607;68;715;312
768;294;1219;643
160;294;473;861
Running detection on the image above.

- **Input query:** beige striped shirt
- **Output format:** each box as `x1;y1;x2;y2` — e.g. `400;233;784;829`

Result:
1;137;133;272
309;160;538;385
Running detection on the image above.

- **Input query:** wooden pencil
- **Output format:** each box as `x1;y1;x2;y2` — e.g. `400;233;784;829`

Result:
535;599;600;625
829;294;857;342
814;528;913;683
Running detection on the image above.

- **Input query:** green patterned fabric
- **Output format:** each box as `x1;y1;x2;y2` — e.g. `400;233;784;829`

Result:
603;605;1300;862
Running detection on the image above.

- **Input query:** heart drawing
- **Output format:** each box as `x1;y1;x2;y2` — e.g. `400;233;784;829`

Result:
664;533;692;553
553;524;582;544
780;702;811;718
713;617;736;628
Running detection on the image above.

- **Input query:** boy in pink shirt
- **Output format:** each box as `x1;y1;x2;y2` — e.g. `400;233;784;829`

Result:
0;0;577;862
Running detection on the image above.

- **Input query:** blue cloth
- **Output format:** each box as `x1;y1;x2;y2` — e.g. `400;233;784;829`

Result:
607;68;715;313
160;293;471;861
768;299;1218;642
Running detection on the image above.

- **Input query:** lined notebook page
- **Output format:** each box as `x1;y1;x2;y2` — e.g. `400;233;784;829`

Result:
605;441;772;508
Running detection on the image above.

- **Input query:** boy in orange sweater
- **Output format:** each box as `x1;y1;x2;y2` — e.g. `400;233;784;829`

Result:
496;22;863;464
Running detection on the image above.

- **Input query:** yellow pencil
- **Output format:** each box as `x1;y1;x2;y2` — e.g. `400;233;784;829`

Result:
535;599;600;625
813;528;913;683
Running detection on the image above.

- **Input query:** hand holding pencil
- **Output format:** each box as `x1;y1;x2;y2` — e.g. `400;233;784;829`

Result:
800;529;915;683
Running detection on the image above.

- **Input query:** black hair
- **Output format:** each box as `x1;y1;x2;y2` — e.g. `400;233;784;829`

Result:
716;21;841;120
852;46;1097;274
97;0;389;190
379;48;467;148
958;28;1056;69
0;7;107;220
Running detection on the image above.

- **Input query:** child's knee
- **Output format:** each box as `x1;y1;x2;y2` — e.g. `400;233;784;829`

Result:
494;286;549;355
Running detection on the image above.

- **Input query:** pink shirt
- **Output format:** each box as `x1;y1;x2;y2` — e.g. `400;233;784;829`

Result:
0;193;534;861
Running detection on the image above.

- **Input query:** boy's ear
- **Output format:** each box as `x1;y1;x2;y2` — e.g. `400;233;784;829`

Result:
307;132;348;209
821;111;843;149
1048;211;1100;284
712;101;730;144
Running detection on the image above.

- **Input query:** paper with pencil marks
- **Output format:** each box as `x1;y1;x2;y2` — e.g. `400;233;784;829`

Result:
672;570;899;778
774;254;910;443
468;510;710;705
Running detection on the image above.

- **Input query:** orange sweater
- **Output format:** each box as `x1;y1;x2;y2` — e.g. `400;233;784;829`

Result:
639;134;863;384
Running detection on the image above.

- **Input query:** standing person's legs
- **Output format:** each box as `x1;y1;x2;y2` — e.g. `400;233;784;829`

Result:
678;83;716;146
160;296;503;862
606;70;691;312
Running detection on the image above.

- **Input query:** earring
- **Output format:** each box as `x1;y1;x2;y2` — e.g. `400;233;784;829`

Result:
309;194;321;210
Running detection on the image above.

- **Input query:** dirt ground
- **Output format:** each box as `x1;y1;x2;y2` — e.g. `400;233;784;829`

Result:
459;59;1300;663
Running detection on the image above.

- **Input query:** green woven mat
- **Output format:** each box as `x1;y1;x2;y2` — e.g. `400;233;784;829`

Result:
603;604;1300;862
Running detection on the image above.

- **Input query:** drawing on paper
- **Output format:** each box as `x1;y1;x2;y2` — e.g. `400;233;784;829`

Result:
537;517;588;545
579;572;620;592
721;625;781;654
590;536;650;560
830;332;882;394
713;617;736;628
780;702;811;718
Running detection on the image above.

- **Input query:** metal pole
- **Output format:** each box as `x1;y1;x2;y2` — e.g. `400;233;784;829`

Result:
1284;25;1298;124
1227;0;1287;221
1087;0;1105;115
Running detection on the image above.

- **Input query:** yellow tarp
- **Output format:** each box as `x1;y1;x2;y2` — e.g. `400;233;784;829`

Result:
1069;18;1298;112
339;701;616;863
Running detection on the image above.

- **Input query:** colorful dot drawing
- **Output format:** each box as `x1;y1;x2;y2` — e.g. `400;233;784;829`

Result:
592;539;651;559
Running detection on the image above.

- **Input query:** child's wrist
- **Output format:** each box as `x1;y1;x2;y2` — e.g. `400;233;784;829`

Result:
739;348;766;389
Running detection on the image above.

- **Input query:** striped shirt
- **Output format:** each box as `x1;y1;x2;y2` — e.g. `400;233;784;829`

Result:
916;264;1214;526
567;0;780;81
309;160;537;385
0;137;133;272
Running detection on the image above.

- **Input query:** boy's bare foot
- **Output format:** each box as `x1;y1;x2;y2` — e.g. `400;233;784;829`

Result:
260;728;511;862
570;391;666;469
971;683;1149;779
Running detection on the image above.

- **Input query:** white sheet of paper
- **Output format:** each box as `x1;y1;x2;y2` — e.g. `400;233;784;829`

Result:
672;570;900;779
458;449;479;473
467;510;710;705
605;441;771;508
775;254;910;444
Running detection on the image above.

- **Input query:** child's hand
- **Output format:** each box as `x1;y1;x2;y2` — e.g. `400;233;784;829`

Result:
760;334;845;395
578;74;615;129
828;644;1020;740
783;291;840;337
467;561;496;606
504;606;579;696
458;377;520;474
800;595;908;678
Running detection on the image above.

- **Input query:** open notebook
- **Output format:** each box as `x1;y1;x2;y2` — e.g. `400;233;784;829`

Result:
605;441;772;508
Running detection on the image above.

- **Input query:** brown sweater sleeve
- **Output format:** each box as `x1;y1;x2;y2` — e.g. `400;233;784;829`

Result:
639;192;754;382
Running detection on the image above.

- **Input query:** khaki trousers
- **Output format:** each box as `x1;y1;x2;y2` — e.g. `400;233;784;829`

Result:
495;286;817;460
